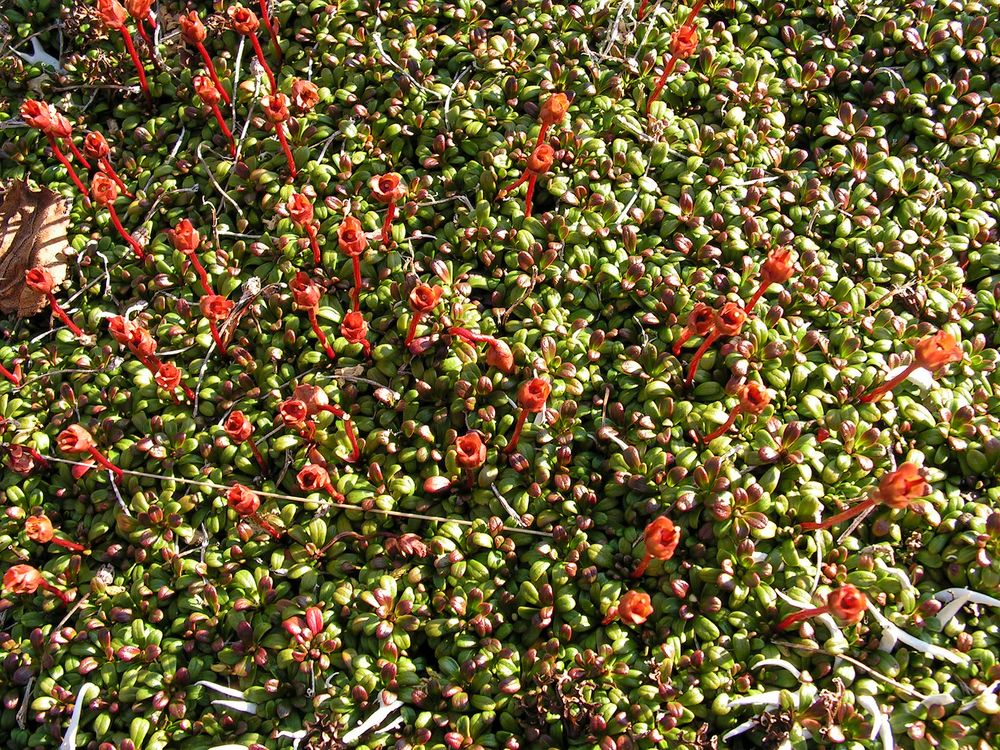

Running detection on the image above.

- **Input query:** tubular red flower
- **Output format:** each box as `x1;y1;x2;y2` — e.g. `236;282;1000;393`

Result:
297;463;339;498
155;362;195;401
632;516;681;577
287;194;321;264
499;144;555;218
25;514;85;552
337;216;367;309
180;12;230;105
0;360;20;386
645;0;707;115
91;173;145;259
25;268;85;339
700;382;771;443
98;0;151;100
673;302;715;355
200;294;233;354
84;131;131;197
370;173;406;244
617;590;653;625
860;331;963;403
194;76;236;156
405;284;443;346
777;585;867;630
229;6;277;91
340;311;371;357
228;483;282;538
3;564;70;604
290;79;319;112
57;425;123;483
225;410;266;470
746;247;795;311
685;303;747;387
504;377;551;455
455;432;487;469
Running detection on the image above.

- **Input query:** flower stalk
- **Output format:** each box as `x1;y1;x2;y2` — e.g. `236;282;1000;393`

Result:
57;425;124;483
498;144;555;218
25;269;85;339
504;378;551;454
860;331;963;403
646;0;707;115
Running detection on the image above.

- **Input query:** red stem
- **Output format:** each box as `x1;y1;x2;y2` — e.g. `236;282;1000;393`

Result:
210;102;237;157
351;257;362;311
684;0;708;26
381;202;396;245
503;409;529;454
39;580;70;604
252;512;283;539
307;225;321;266
137;20;152;48
207;318;229;355
308;308;337;360
801;497;877;531
777;605;829;631
859;364;919;403
631;553;653;578
249;33;277;92
27;447;50;468
108;206;146;260
449;326;492;345
341;418;361;462
45;294;85;338
197;43;231;105
259;0;283;61
247;436;267;471
646;54;680;115
323;482;345;501
180;384;196;401
535;122;550;147
274;124;297;178
99;159;132;198
637;0;651;19
672;327;694;356
700;407;741;444
685;330;720;387
498;172;529;199
87;446;124;483
405;312;423;346
524;174;538;218
119;28;151;101
0;361;20;386
744;282;769;312
186;253;214;295
46;134;88;194
50;536;85;552
64;138;91;170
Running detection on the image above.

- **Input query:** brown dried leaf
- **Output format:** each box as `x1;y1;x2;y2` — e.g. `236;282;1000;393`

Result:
0;179;71;317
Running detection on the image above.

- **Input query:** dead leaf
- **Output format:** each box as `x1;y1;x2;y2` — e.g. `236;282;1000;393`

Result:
0;179;71;317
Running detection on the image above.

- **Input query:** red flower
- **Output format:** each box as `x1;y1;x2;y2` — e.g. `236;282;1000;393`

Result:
297;463;331;492
369;173;407;204
46;112;73;139
96;0;128;29
154;363;182;391
876;462;927;510
124;0;151;19
337;216;367;257
762;247;794;285
913;331;963;371
178;11;207;44
90;172;119;207
128;327;158;360
340;311;368;343
224;411;254;443
518;378;551;413
25;515;55;544
686;303;715;335
526;144;555;173
290;272;322;309
279;399;310;428
20;100;52;132
261;94;290;124
827;584;867;625
108;315;133;344
25;268;54;294
287;193;314;226
409;283;443;314
170;219;201;254
486;340;515;373
643;517;680;560
671;24;699;58
228;5;260;35
539;93;569;126
291;385;329;415
200;294;234;321
83;131;110;160
738;382;771;415
618;590;653;625
227;484;260;516
455;433;487;469
714;302;747;337
3;565;44;595
193;75;222;106
290;79;320;111
57;425;96;453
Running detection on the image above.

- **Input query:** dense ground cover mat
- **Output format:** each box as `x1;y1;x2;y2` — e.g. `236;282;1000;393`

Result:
0;0;999;748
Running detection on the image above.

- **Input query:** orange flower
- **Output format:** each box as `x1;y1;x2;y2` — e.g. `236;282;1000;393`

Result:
124;0;151;19
687;303;715;335
762;247;794;285
178;11;207;44
154;363;182;391
671;24;699;58
90;172;119;207
287;193;314;226
337;216;367;257
526;144;555;173
193;75;222;106
618;590;653;625
25;268;54;295
827;584;868;625
340;311;368;343
409;283;443;314
290;272;322;309
291;384;329;415
369;173;407;204
297;463;331;492
261;94;290;124
539;93;569;126
3;564;44;595
486;340;515;373
57;425;96;453
228;5;260;35
107;315;133;344
738;382;771;415
83;131;110;160
714;302;747;337
96;0;128;29
46;112;73;140
224;411;254;443
913;331;963;372
644;517;680;560
455;433;487;469
170;219;201;253
290;79;320;111
279;399;310;428
128;326;158;360
875;462;927;510
227;483;260;515
25;515;56;544
20;100;52;132
200;294;234;321
518;378;551;413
